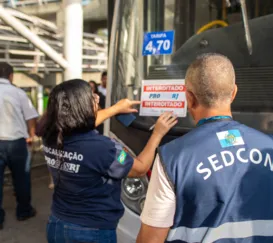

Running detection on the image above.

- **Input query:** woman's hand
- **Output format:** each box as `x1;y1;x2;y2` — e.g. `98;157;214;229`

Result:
128;112;178;178
153;112;178;138
93;93;100;105
96;99;140;127
112;99;141;115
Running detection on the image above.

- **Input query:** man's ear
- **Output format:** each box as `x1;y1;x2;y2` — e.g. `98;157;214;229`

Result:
9;73;13;83
186;90;198;110
231;84;238;103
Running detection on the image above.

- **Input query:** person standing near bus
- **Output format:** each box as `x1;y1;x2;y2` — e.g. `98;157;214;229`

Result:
98;71;107;97
89;80;105;135
38;79;177;243
0;63;38;230
137;53;273;243
89;80;105;109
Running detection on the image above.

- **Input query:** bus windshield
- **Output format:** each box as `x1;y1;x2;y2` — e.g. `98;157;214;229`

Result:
110;0;273;135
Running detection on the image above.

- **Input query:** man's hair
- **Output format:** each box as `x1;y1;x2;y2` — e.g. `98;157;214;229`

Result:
0;63;13;79
185;53;235;108
101;71;107;78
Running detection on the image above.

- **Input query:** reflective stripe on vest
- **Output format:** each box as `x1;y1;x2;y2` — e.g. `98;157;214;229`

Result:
167;220;273;243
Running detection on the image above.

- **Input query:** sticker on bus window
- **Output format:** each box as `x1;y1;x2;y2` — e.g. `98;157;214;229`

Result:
139;79;187;117
142;30;175;56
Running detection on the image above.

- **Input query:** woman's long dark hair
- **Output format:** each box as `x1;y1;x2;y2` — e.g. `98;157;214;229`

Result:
89;80;99;94
37;79;97;185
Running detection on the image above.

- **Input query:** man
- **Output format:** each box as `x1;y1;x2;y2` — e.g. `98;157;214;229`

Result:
0;63;38;230
137;53;273;243
98;71;107;97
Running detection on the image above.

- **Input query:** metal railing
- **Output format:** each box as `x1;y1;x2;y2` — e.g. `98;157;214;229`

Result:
1;0;60;8
0;7;107;73
1;0;92;7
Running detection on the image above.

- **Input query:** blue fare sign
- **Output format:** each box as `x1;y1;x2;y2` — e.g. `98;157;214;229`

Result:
142;30;175;56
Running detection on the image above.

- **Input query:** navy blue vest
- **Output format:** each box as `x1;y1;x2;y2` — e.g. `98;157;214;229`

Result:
159;120;273;243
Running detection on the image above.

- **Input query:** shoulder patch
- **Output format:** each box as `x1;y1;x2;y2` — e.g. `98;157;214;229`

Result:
216;129;244;148
117;150;127;164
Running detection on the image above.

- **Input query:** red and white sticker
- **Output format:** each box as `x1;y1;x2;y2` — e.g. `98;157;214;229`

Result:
140;79;187;117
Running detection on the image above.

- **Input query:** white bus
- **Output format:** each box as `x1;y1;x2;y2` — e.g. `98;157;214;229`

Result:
106;1;273;242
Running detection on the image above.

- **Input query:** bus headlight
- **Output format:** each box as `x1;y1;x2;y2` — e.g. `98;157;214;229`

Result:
123;178;145;199
121;177;148;215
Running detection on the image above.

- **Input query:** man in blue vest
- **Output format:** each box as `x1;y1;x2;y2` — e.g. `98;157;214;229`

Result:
136;53;273;243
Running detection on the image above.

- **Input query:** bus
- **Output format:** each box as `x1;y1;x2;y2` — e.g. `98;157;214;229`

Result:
106;1;273;242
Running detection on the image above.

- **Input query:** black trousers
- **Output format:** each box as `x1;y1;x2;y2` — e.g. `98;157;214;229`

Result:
0;138;33;223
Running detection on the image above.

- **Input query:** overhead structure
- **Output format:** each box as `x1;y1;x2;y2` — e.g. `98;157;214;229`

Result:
0;6;68;69
0;7;107;74
3;0;61;8
2;0;107;22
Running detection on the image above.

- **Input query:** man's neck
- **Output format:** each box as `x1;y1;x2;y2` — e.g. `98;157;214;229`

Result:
193;107;232;124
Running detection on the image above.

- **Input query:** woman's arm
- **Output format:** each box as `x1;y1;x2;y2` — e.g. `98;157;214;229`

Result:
128;112;177;178
95;99;140;127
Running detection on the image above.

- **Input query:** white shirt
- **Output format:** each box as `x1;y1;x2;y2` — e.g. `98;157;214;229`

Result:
0;78;39;140
98;85;107;97
140;154;176;228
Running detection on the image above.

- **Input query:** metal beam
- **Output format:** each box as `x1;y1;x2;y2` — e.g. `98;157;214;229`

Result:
104;0;121;136
0;6;69;69
108;0;115;53
240;0;253;55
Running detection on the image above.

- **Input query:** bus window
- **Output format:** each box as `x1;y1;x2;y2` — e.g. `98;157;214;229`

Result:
110;0;273;143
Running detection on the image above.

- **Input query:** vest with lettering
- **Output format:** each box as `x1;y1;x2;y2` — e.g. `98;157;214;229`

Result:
159;120;273;243
43;130;134;229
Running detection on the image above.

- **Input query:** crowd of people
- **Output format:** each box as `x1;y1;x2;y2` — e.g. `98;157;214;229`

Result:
0;53;272;243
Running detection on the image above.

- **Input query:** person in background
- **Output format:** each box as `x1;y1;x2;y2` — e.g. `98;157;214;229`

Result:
89;80;105;109
89;80;105;134
37;79;177;243
42;88;55;189
137;53;273;243
98;71;107;97
43;88;51;111
0;63;38;230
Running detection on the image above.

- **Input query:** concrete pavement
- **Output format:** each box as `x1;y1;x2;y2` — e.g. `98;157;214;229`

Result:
0;176;52;243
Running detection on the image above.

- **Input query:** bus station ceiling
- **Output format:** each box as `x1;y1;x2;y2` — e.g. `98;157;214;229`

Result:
2;0;107;21
0;7;107;73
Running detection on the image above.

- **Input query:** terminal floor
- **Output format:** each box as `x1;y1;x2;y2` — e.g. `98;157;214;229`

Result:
1;176;52;243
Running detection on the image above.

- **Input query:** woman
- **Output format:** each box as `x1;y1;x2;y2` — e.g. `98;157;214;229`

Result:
37;79;177;243
89;80;105;109
89;80;105;134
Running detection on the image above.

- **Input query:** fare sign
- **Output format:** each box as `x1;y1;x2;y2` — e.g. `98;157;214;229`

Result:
142;30;175;56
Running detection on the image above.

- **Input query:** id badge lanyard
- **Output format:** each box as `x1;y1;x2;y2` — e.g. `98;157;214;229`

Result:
197;116;232;127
